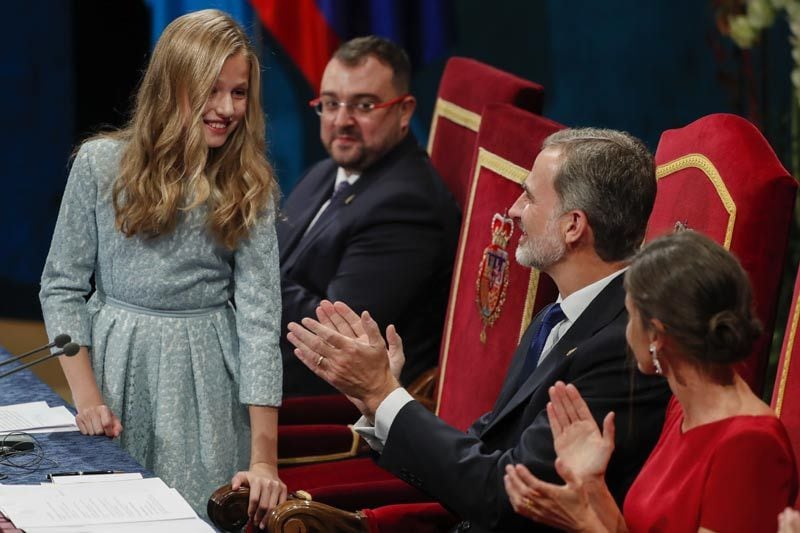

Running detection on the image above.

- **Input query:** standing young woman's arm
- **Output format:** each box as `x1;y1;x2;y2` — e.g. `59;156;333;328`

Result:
39;141;121;438
227;204;286;526
231;405;286;528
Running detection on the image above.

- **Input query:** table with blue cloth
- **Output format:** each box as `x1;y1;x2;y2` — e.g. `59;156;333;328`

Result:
0;349;150;485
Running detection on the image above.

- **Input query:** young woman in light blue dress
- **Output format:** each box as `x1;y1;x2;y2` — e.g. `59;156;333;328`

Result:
39;9;285;524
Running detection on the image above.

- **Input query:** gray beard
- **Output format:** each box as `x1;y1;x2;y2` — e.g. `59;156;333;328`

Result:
515;229;566;271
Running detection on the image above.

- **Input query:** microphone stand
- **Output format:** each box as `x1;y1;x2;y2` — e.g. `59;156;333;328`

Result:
0;334;72;368
0;343;80;379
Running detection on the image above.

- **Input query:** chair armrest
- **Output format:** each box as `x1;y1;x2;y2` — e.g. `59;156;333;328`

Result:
208;477;434;530
408;366;438;412
278;425;370;465
276;370;438;465
208;483;249;532
267;498;369;533
208;485;369;532
280;371;438;427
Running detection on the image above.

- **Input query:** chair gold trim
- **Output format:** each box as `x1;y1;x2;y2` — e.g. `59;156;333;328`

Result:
655;154;736;249
775;293;800;416
435;147;540;414
522;270;542;338
277;426;362;466
427;97;482;153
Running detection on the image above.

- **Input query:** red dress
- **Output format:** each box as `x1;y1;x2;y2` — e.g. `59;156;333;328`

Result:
623;396;797;533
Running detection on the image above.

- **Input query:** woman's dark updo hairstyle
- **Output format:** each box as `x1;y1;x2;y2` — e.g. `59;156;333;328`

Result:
624;230;762;365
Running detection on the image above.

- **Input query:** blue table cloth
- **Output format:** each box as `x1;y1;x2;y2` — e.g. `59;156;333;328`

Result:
0;349;151;484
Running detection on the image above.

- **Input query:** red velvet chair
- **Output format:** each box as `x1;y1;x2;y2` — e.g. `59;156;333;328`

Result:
772;261;800;507
208;104;564;531
432;104;560;431
275;58;545;448
645;113;797;395
428;57;544;208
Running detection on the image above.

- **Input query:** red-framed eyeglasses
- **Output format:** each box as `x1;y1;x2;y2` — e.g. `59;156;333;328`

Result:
308;94;410;117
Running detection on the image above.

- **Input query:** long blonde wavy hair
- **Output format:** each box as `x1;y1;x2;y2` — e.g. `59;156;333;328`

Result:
109;9;276;249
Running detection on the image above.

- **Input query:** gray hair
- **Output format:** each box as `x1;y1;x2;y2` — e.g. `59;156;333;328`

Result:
543;128;656;261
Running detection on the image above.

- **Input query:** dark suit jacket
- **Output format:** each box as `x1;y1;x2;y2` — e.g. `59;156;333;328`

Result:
378;274;671;532
278;135;461;396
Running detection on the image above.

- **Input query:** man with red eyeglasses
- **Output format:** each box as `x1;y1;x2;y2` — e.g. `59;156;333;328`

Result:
277;36;460;397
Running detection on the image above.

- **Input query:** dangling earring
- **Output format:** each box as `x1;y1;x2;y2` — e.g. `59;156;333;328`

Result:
649;343;663;375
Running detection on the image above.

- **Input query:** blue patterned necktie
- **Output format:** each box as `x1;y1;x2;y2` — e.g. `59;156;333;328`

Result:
518;303;566;386
305;180;353;236
330;180;353;205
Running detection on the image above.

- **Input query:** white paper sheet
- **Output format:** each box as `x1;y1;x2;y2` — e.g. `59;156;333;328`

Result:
49;473;143;484
0;478;196;528
0;402;77;433
3;425;78;435
22;517;215;533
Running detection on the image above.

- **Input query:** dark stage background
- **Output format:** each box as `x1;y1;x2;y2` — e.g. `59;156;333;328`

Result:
2;0;793;331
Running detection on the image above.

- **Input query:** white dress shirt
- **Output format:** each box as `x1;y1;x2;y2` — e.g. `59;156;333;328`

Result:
304;167;360;235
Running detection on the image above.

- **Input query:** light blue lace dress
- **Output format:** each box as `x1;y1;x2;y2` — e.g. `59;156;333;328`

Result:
39;138;282;515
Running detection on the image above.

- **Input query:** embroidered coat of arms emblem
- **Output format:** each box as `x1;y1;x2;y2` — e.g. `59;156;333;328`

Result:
476;212;514;343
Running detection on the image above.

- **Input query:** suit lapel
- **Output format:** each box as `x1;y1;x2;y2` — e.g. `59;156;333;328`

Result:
280;135;419;268
488;321;539;416
284;169;374;266
298;175;366;246
480;274;626;436
279;166;336;265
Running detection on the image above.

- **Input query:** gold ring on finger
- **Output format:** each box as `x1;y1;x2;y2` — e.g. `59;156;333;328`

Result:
523;496;535;511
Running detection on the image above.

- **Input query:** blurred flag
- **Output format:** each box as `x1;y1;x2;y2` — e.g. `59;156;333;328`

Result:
250;0;454;89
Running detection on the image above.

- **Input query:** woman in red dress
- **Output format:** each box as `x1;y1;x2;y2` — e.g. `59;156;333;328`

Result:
504;230;797;532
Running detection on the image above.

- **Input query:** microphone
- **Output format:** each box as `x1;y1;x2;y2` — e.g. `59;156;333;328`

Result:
0;334;72;368
0;342;80;380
